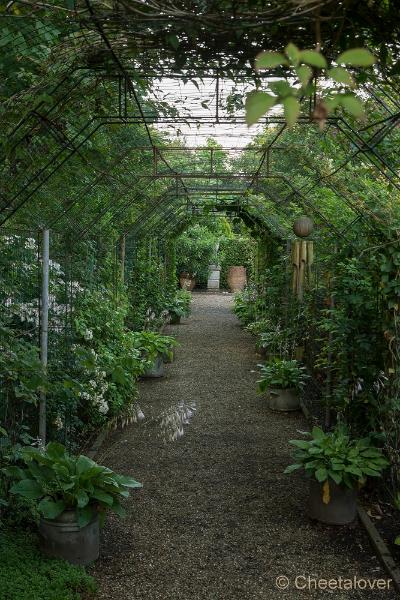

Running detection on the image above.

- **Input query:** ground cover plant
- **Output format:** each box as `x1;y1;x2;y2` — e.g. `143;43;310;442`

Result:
0;530;96;600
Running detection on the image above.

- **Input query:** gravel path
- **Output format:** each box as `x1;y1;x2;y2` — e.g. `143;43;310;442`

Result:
92;293;396;600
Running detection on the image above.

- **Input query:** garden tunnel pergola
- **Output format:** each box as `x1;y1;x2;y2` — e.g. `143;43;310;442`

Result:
1;0;400;247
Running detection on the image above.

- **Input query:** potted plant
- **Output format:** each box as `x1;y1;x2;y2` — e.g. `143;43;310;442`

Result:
167;290;192;325
256;358;308;411
4;442;142;564
133;331;177;378
179;272;196;291
284;426;389;525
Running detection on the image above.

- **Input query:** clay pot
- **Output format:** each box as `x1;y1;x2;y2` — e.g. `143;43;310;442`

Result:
179;272;196;291
308;479;357;525
227;266;247;292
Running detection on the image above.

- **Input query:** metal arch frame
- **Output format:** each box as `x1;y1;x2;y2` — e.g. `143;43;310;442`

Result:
1;7;400;241
117;171;353;249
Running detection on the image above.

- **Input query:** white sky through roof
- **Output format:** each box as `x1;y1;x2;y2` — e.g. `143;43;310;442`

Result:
152;77;266;148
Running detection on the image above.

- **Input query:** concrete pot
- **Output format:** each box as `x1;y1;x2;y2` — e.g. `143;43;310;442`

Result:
268;388;300;411
170;313;181;325
39;510;99;565
308;479;357;525
163;347;175;363
142;354;164;378
207;264;221;290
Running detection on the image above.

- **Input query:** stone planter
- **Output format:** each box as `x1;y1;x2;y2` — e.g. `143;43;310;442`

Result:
227;266;247;292
207;264;221;290
39;510;99;565
268;387;300;412
179;272;196;291
308;478;357;525
142;354;164;378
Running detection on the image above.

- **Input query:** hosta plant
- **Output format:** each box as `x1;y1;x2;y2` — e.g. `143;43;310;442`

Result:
132;331;177;363
245;318;271;336
167;290;192;319
257;358;308;393
4;442;142;527
284;426;389;502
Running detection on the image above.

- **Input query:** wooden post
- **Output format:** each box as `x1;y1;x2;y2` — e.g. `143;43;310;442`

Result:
39;229;49;446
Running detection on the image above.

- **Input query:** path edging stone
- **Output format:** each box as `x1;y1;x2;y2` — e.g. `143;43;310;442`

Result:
357;505;400;593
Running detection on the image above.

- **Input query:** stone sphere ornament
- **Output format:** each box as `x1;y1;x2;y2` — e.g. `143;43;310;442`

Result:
293;216;313;238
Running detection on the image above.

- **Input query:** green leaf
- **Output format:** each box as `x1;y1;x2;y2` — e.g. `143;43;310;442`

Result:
363;467;381;477
3;466;27;480
46;442;66;460
285;43;300;65
311;427;325;440
328;67;355;87
38;498;65;520
76;489;89;508
395;536;400;546
10;479;43;499
91;489;114;506
110;500;126;518
283;96;300;127
296;65;313;87
300;50;327;69
112;365;128;385
340;94;365;118
116;475;143;489
76;455;96;475
289;439;310;449
337;48;376;67
255;51;286;70
245;91;276;126
270;80;292;97
284;463;302;474
315;468;328;482
328;470;342;485
77;505;96;528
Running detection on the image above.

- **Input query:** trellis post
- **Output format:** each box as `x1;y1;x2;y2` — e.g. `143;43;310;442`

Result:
39;229;49;446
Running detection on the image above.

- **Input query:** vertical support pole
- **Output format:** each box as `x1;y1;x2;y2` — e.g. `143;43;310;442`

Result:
120;233;126;284
324;243;337;430
215;71;220;124
39;229;49;446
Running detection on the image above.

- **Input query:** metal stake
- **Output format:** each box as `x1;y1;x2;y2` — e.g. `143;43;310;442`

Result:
39;229;49;446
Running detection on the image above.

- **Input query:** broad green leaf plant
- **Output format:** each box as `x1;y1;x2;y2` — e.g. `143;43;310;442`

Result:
257;358;308;393
4;442;142;528
246;45;376;127
284;426;388;503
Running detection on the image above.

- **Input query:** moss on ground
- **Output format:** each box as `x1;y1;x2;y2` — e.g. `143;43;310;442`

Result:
0;529;96;600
